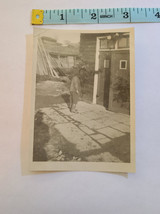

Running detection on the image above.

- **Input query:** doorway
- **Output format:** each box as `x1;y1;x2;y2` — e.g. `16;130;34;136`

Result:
97;51;111;109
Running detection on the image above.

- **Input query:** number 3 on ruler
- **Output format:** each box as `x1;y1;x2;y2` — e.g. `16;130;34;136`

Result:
123;12;129;18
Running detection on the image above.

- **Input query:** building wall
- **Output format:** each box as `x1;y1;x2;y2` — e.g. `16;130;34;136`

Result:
79;33;112;103
80;34;97;70
109;50;130;114
80;33;113;70
80;33;129;70
80;33;130;113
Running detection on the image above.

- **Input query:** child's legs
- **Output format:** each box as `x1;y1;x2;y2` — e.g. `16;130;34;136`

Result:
72;91;79;107
70;92;73;108
70;92;79;112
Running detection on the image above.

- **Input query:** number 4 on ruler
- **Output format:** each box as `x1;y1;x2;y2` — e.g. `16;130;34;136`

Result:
155;12;160;18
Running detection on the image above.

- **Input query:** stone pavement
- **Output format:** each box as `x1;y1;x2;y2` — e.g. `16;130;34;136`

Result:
39;101;130;163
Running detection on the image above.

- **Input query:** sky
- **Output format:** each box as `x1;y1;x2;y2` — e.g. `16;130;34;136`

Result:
34;28;81;44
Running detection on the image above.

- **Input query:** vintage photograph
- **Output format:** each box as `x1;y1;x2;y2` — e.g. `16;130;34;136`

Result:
30;28;135;172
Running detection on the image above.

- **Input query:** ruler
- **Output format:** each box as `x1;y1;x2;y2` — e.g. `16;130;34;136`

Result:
32;8;160;25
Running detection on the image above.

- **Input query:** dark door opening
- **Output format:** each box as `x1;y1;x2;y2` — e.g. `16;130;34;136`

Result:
97;52;111;109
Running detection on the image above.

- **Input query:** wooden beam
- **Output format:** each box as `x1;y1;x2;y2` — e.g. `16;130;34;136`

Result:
38;38;59;77
93;37;100;104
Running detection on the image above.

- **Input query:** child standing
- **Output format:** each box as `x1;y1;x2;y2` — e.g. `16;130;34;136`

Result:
70;69;82;113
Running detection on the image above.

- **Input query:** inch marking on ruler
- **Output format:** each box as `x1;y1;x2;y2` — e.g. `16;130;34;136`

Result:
31;8;160;25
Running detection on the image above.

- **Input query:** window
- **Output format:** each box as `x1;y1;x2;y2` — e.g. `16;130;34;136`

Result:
118;37;129;49
120;60;127;69
104;59;110;68
100;38;115;49
100;38;107;49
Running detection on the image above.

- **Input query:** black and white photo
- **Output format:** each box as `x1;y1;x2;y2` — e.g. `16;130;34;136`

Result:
30;28;135;172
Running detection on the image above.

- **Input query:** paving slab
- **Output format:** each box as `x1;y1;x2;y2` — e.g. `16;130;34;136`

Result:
81;119;106;130
85;102;106;112
70;114;90;123
57;108;75;116
111;114;130;125
77;102;111;116
82;111;105;120
76;102;93;113
74;122;80;126
76;101;106;113
98;127;125;138
55;123;101;152
90;134;106;140
79;126;95;135
97;138;111;144
95;117;118;128
85;152;122;162
63;116;70;120
40;108;68;124
110;123;130;133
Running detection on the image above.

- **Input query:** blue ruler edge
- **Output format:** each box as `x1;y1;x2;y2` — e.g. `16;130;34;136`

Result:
32;8;160;24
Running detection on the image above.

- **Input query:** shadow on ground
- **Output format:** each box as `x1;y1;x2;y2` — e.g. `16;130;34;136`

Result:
79;134;130;163
35;94;70;110
33;111;50;161
33;110;82;162
33;110;130;163
34;86;130;163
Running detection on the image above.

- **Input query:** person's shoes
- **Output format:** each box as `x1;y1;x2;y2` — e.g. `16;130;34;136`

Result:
71;109;78;113
70;104;77;113
74;109;78;113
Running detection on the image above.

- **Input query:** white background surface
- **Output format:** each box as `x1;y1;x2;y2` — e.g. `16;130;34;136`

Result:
1;0;160;213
